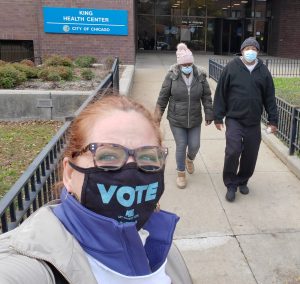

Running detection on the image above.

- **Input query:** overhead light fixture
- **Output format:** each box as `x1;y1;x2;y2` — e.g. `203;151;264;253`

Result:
234;3;240;5
241;1;248;3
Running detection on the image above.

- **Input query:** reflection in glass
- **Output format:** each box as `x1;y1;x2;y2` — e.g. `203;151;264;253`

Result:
137;16;155;50
137;0;155;14
182;17;206;50
255;20;268;52
181;0;206;17
136;0;269;54
156;16;181;50
207;0;229;17
206;19;215;52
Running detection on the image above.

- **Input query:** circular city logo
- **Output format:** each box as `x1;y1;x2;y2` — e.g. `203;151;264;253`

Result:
63;25;70;32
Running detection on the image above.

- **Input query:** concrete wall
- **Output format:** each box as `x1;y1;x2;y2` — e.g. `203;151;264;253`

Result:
0;0;136;64
0;91;89;121
0;64;135;121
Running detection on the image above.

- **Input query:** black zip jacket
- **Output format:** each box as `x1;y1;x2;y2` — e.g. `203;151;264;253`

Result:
213;57;278;126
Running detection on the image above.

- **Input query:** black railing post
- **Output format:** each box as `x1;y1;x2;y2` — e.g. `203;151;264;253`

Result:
0;57;120;234
265;59;269;68
110;57;119;92
289;107;297;155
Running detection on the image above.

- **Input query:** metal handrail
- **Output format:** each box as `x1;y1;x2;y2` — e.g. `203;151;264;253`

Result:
0;57;119;234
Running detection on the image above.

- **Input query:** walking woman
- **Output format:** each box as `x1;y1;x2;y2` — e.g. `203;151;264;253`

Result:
155;43;213;189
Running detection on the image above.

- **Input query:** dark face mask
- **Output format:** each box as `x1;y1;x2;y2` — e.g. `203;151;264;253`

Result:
69;162;165;230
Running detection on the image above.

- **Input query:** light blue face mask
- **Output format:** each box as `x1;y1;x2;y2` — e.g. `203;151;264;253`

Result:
243;50;258;63
181;65;193;75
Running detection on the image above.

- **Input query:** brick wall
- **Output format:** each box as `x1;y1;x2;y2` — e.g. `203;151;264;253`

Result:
269;0;300;58
0;0;136;64
1;0;299;60
0;1;39;41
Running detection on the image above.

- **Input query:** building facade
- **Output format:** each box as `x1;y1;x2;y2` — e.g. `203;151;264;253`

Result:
0;0;299;64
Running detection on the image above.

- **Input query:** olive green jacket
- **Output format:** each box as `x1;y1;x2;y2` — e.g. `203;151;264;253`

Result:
156;64;214;128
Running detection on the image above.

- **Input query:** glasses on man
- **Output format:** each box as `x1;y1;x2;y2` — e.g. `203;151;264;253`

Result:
72;143;168;172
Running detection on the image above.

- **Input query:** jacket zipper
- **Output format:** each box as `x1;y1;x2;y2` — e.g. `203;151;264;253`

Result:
11;246;73;283
187;87;191;128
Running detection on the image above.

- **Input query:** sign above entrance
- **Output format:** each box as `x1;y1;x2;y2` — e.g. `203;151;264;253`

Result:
43;7;128;35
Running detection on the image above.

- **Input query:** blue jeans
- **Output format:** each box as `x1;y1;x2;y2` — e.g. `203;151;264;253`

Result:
169;124;201;171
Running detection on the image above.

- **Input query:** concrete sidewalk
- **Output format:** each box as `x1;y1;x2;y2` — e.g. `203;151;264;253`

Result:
130;53;300;284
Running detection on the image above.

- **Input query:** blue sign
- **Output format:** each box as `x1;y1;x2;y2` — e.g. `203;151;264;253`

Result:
43;7;128;36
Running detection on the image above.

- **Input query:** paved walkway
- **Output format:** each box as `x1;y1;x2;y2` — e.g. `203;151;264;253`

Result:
130;53;300;284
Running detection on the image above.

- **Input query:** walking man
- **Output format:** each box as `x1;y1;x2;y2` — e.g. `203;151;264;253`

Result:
213;37;278;202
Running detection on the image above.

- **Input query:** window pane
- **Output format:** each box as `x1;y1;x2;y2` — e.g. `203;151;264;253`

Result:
181;0;206;17
244;0;253;18
137;16;155;50
137;0;155;14
156;16;181;50
255;0;267;18
181;17;206;50
207;0;230;17
206;19;215;52
255;20;268;52
156;0;173;15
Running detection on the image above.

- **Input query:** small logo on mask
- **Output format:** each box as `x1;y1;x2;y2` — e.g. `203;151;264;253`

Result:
125;209;135;218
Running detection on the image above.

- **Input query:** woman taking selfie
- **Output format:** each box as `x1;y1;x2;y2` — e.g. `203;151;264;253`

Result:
0;95;192;284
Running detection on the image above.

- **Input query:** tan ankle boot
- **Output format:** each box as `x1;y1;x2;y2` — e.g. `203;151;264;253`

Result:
176;171;187;189
185;156;195;174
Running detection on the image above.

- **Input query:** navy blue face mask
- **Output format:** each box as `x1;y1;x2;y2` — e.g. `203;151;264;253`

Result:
69;161;165;230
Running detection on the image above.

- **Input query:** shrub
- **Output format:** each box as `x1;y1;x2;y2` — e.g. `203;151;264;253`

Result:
81;68;95;80
44;54;73;67
57;66;73;81
20;59;35;67
12;63;38;79
38;67;60;81
47;72;61;82
38;66;74;81
75;55;97;68
0;60;7;66
0;77;15;88
0;65;26;88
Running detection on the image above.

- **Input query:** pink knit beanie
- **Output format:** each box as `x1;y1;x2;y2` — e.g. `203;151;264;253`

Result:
176;43;194;65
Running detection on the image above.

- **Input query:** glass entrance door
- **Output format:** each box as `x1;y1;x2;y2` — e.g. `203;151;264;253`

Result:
222;19;243;54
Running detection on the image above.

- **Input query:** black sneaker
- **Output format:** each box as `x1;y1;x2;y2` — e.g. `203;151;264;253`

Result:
225;188;236;202
239;185;249;195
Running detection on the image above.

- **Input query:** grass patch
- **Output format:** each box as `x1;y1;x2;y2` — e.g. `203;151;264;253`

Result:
274;77;300;106
0;121;63;199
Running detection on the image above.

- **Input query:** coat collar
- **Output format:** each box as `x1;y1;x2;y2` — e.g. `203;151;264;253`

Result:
10;205;98;284
9;193;179;281
169;64;207;81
